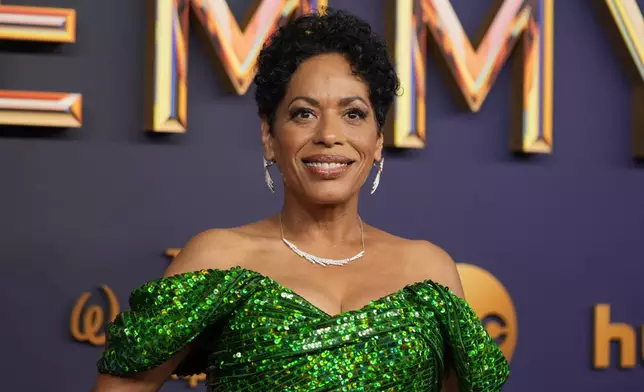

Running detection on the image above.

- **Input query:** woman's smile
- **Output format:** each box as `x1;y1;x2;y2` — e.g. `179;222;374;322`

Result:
301;154;355;179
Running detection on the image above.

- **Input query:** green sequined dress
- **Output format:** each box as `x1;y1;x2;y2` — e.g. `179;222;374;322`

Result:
97;266;509;391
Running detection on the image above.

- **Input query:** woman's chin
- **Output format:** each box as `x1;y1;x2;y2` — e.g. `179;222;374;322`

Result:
302;186;356;205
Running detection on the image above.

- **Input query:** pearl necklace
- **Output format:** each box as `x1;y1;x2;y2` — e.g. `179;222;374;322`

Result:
279;214;365;267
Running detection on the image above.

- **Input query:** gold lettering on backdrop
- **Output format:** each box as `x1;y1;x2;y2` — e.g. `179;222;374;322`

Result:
70;285;120;346
592;304;643;369
166;247;181;258
595;0;644;158
146;0;327;132
384;0;554;153
0;2;82;127
0;2;75;42
170;373;207;388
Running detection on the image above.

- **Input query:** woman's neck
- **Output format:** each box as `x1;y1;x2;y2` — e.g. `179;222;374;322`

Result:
279;192;362;245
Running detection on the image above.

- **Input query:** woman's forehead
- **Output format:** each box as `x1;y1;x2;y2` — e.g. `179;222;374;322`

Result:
285;54;369;101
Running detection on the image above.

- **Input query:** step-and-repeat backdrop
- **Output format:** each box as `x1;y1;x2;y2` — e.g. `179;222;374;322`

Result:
1;0;642;390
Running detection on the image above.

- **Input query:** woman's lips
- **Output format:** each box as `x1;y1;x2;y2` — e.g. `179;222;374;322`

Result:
302;160;353;179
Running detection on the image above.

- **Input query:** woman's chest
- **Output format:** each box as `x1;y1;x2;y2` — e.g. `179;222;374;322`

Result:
211;283;445;361
203;288;447;390
240;251;421;317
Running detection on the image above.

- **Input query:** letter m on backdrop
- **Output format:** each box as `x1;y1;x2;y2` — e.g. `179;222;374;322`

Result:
147;0;326;132
386;0;554;153
596;0;644;158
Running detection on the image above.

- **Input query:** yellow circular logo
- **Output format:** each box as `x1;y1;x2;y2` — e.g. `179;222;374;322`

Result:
456;263;518;361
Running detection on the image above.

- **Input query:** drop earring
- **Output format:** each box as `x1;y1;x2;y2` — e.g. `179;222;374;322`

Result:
371;157;384;194
264;157;275;193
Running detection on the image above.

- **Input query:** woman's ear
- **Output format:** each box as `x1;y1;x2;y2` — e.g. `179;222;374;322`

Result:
261;118;275;161
374;131;384;162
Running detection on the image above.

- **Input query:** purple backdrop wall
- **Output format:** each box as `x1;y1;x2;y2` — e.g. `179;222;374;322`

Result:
1;0;642;391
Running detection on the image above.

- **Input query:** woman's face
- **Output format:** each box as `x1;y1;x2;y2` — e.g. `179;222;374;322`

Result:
262;53;383;205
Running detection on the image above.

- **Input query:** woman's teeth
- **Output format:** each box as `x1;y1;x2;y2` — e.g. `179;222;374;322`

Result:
304;162;348;169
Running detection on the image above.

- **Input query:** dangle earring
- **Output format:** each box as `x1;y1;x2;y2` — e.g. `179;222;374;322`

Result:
264;157;275;193
370;157;384;194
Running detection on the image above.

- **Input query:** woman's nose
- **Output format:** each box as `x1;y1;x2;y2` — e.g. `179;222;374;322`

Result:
313;117;344;147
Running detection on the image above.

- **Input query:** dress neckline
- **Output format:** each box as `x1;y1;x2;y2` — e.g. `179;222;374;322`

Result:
188;265;452;319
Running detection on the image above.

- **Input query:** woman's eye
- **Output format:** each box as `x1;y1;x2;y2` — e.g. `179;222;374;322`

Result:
345;109;367;121
290;108;315;120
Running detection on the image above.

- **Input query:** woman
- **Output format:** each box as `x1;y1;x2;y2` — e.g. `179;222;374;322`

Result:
93;9;509;392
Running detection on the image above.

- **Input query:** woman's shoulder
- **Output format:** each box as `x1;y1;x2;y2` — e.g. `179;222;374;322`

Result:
97;225;268;378
367;227;465;297
163;219;276;278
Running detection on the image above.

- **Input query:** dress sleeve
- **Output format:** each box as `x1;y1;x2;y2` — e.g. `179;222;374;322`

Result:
411;282;510;392
96;267;257;377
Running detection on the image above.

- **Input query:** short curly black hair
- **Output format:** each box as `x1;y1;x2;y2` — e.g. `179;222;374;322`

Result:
253;8;400;132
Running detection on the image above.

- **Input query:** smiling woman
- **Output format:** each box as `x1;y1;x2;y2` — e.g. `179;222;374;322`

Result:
262;52;382;205
92;8;509;392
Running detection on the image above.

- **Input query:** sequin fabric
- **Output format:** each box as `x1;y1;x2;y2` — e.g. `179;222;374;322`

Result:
97;266;509;391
